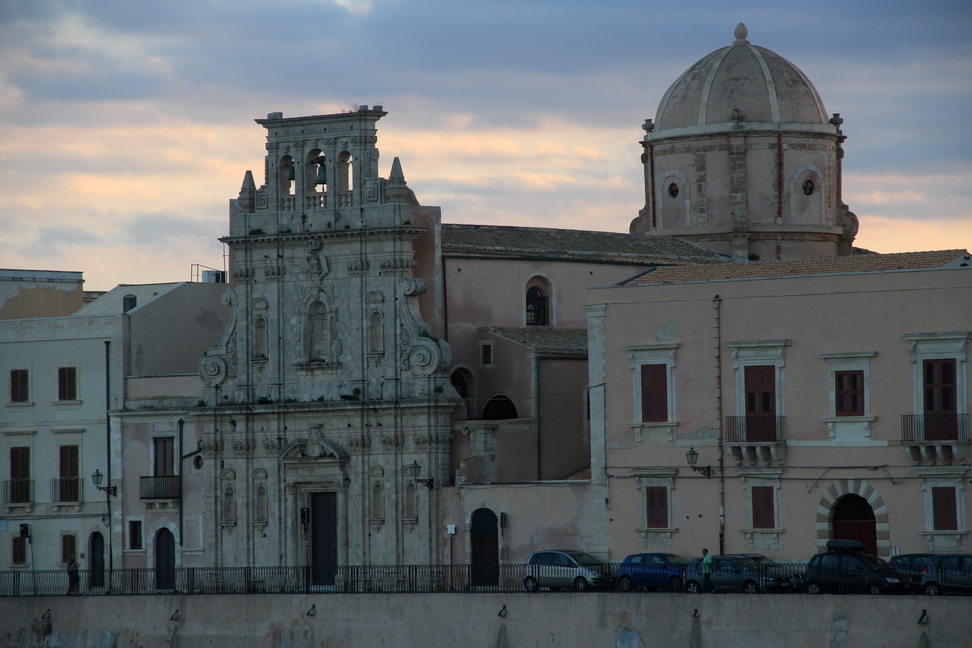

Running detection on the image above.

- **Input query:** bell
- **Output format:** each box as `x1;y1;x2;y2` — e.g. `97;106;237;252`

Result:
315;164;327;185
287;166;296;181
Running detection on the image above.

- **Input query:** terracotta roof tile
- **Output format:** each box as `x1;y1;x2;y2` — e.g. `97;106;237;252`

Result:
442;224;725;265
623;250;970;286
482;327;588;355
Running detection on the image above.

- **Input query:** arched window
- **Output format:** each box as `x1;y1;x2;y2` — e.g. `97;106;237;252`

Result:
155;528;176;590
122;294;137;313
368;310;383;354
482;395;518;420
309;302;329;361
403;482;417;520
253;317;268;359
470;508;499;586
371;483;384;520
526;286;548;326
336;151;353;193
222;486;236;524
308;150;326;191
450;370;468;398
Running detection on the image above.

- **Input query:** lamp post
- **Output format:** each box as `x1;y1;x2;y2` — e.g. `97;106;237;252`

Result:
91;469;117;497
685;447;712;478
408;460;434;489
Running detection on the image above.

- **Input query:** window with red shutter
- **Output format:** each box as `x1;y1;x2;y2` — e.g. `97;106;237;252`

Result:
835;370;865;416
932;487;958;531
752;486;775;529
640;364;668;422
646;486;668;529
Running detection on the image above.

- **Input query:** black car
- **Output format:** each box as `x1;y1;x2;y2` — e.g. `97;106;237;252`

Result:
920;554;972;596
889;553;935;578
805;540;915;595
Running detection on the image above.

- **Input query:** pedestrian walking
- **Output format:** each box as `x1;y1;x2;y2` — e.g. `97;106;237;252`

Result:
700;548;713;593
66;556;80;595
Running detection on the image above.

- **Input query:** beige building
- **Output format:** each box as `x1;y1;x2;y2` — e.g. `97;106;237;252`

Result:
0;281;227;579
588;251;971;560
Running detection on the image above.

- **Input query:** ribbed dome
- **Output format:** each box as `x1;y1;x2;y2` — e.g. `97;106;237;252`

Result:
655;24;828;131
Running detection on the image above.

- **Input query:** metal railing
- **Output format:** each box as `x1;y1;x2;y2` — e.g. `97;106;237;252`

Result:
724;416;786;443
0;561;831;598
901;413;969;442
1;479;33;505
139;476;180;499
51;478;83;503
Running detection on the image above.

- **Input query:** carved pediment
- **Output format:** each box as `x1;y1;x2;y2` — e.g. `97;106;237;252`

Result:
279;437;349;462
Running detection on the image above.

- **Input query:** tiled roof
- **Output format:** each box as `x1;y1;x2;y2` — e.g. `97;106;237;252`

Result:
442;224;725;265
622;250;970;286
482;327;588;355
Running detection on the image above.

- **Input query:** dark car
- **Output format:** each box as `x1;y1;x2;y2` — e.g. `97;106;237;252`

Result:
889;553;935;578
523;550;613;592
617;553;691;592
722;553;797;592
920;553;972;596
685;555;779;594
805;540;915;595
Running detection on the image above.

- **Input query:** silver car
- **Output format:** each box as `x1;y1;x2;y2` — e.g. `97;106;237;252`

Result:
524;550;611;592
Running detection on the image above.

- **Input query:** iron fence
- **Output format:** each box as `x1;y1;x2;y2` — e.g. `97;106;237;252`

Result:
1;479;33;505
724;416;786;443
901;413;969;442
140;476;180;499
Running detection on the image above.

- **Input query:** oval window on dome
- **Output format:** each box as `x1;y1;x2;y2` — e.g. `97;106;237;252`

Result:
667;183;679;198
803;179;815;196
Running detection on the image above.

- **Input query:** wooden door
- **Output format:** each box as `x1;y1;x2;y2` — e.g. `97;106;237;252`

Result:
155;528;176;590
311;493;338;586
832;494;877;555
745;365;776;442
924;359;957;440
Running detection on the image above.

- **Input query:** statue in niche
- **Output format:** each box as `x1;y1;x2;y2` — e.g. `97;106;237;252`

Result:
304;240;329;282
305;424;327;457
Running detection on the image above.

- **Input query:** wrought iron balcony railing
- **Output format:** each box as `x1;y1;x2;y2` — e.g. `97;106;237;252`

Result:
51;478;83;503
1;479;33;505
724;416;786;443
901;413;969;442
140;476;180;499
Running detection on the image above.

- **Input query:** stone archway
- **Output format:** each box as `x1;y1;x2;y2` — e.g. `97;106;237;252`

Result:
470;508;499;586
815;480;889;556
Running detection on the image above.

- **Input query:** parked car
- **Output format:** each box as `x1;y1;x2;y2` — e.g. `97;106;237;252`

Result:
523;550;613;592
805;540;915;595
685;555;785;594
920;554;972;596
722;553;798;592
889;553;935;579
617;553;691;592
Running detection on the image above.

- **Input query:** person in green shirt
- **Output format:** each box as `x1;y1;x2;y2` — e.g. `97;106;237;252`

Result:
700;548;713;593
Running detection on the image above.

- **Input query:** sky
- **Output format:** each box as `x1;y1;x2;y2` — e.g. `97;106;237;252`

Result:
1;0;970;291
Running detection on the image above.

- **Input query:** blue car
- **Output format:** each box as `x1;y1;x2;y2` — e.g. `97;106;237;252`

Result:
617;553;691;592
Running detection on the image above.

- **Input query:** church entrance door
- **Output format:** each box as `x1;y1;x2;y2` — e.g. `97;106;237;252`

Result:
470;508;499;586
832;494;877;554
311;492;338;586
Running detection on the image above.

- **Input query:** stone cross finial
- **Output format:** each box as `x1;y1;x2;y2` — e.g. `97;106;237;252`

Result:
733;23;749;45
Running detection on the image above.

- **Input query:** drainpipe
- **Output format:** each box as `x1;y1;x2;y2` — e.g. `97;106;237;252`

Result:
713;296;725;555
104;340;113;583
535;355;541;480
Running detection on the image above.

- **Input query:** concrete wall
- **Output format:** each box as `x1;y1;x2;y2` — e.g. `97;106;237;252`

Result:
2;593;967;648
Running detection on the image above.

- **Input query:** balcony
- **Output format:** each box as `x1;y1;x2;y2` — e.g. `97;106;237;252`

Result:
901;414;969;465
50;478;83;503
140;476;180;500
1;479;33;506
724;416;786;466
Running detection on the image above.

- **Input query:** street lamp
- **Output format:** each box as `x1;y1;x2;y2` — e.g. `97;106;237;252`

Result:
91;469;117;497
408;460;434;490
685;448;712;478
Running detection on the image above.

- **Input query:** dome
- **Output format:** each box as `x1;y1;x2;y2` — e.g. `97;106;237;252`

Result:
655;24;828;131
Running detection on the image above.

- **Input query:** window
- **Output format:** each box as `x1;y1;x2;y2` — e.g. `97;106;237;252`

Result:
122;294;137;312
58;367;77;401
640;364;668;422
309;303;329;361
129;520;143;550
12;536;27;565
10;369;28;403
924;359;958;439
253;317;268;359
370;483;384;520
480;342;493;367
626;342;678;428
61;534;77;564
835;370;865;416
9;446;30;503
646;486;668;529
526;287;548;326
752;486;775;529
154;438;174;476
255;485;268;523
58;445;80;502
932;487;958;531
368;311;384;354
403;482;417;520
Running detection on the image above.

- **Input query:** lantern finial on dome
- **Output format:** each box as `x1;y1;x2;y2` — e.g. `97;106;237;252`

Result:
733;23;749;45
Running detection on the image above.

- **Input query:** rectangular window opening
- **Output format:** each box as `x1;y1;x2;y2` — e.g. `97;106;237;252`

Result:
12;536;27;565
129;520;143;550
58;367;78;401
10;369;28;403
932;487;958;531
646;486;668;529
640;364;668;423
61;534;77;564
480;343;493;366
752;486;775;529
835;370;865;416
